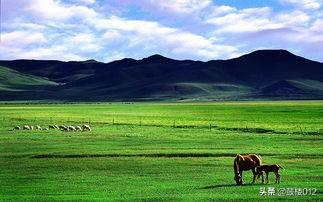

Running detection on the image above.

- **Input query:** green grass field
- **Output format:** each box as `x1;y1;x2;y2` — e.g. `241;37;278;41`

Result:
0;101;322;201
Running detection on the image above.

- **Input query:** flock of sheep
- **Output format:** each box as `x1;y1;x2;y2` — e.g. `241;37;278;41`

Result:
11;124;91;132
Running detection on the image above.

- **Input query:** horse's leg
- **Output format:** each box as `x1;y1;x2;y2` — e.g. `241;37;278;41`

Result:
252;168;256;184
255;172;261;183
261;172;264;184
275;172;280;184
265;172;269;184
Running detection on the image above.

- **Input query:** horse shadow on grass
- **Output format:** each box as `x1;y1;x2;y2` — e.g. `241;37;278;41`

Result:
200;183;262;189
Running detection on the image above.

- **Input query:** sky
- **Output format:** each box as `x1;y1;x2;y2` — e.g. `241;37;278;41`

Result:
1;0;323;62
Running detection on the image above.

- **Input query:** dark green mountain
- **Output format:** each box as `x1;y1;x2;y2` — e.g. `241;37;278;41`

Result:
0;50;322;101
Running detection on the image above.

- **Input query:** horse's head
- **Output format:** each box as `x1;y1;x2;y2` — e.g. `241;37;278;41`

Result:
234;173;242;185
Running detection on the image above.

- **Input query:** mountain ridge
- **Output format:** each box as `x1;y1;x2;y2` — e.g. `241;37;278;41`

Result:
0;49;322;101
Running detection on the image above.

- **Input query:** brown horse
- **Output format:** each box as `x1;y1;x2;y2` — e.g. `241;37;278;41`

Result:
233;154;262;185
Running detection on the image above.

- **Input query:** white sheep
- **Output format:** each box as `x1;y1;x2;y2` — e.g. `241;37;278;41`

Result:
13;126;21;130
23;125;30;130
82;124;91;131
59;125;68;131
68;126;76;131
35;125;42;130
76;126;82;131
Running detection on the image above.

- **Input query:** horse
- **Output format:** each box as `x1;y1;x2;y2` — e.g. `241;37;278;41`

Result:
233;154;262;185
255;164;283;184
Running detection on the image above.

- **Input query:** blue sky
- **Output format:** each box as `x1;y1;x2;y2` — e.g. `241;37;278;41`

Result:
1;0;323;62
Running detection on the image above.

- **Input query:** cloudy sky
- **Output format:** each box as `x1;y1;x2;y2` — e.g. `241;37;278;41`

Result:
1;0;323;62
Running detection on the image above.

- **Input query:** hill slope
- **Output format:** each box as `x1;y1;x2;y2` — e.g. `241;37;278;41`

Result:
0;50;322;101
0;66;58;91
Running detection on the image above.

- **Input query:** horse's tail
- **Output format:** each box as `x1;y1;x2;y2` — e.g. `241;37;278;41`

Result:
278;165;284;169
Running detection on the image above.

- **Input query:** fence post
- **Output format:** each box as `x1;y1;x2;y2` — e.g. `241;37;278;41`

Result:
299;126;305;135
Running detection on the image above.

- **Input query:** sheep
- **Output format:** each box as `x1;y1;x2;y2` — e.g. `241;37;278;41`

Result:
49;125;56;129
59;125;68;131
58;125;65;129
23;125;30;130
75;126;82;131
13;126;21;130
35;125;42;130
68;126;76;131
43;128;49;131
30;126;34;130
82;124;91;131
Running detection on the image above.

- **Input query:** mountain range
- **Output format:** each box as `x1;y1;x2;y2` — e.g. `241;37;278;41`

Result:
0;49;323;101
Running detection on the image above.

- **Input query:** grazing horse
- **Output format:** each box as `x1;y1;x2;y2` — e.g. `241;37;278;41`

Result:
233;154;262;185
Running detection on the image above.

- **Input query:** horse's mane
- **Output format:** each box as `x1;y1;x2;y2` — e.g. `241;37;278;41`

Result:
253;154;262;165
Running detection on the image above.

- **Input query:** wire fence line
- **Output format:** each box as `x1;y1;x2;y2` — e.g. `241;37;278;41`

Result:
1;116;322;136
1;116;205;128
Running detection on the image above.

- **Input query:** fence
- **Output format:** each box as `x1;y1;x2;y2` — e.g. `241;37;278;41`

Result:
1;116;322;136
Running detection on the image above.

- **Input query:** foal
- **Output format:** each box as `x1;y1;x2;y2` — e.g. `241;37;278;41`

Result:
256;164;283;184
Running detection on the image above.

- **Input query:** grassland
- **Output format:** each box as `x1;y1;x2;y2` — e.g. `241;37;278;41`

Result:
0;101;322;201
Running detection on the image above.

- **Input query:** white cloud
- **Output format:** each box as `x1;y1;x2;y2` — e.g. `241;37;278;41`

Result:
288;19;323;43
102;30;121;42
1;31;47;47
310;19;323;33
149;0;212;14
65;33;103;53
0;30;100;61
26;0;74;21
210;5;237;16
25;0;97;21
0;42;85;61
69;33;94;44
18;45;86;61
89;16;238;60
206;7;311;34
279;0;322;10
78;0;96;5
206;7;282;33
275;10;310;27
1;0;322;62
